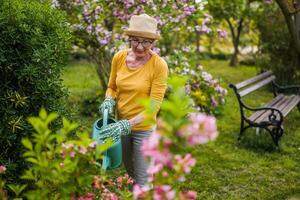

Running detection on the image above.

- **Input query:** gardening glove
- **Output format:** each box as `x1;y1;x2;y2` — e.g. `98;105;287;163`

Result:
99;96;115;115
98;120;131;143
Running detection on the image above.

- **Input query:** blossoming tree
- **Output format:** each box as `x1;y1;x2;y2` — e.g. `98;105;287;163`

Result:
52;0;224;89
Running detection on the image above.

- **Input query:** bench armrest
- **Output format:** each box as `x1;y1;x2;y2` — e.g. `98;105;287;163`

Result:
244;104;284;123
273;82;300;95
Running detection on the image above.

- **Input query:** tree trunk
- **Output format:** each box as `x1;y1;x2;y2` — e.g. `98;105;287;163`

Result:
86;48;111;91
295;0;300;39
275;0;300;55
196;32;200;54
230;43;239;66
226;18;244;66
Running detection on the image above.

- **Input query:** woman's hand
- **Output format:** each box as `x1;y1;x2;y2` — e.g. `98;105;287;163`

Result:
98;120;131;143
99;96;115;114
128;114;144;126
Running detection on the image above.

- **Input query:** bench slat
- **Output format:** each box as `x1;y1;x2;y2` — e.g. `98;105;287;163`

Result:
248;94;284;122
239;75;276;97
254;96;291;123
249;95;286;123
253;95;299;123
236;71;273;90
281;95;300;117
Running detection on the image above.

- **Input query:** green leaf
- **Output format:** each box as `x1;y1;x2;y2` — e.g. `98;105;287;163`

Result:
7;184;27;196
23;151;36;157
26;157;38;164
45;112;59;125
62;117;70;128
21;138;33;150
39;107;47;120
21;170;35;180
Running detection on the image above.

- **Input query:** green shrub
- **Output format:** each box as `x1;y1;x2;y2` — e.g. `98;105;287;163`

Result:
79;91;103;118
256;4;300;84
0;109;132;199
0;0;71;182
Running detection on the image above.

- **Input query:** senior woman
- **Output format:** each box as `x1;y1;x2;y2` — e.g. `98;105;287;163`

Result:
99;14;169;186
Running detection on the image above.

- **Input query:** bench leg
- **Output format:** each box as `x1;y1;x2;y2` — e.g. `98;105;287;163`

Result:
270;126;284;147
238;119;245;140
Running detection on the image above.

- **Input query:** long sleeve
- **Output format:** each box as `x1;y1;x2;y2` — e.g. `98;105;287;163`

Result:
150;58;169;114
105;51;123;98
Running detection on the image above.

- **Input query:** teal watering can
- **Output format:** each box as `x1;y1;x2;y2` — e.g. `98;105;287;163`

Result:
92;108;122;170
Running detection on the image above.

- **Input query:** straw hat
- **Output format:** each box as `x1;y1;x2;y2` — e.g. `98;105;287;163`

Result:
124;14;160;40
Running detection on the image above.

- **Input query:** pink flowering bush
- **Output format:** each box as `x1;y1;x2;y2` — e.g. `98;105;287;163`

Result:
1;78;218;199
15;109;132;199
133;76;218;199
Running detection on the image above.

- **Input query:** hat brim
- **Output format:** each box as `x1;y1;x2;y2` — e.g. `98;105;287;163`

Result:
124;30;160;40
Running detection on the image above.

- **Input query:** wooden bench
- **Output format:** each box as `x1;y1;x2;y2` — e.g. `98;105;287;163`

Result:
229;70;300;146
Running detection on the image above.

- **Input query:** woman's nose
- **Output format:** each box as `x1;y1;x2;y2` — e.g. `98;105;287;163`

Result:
136;43;144;50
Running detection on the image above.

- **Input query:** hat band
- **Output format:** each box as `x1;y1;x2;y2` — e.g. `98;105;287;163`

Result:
124;30;160;40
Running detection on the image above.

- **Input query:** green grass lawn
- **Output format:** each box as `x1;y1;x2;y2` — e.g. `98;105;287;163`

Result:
62;61;103;129
62;59;300;200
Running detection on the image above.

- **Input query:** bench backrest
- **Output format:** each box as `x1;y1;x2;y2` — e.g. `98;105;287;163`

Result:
230;70;276;97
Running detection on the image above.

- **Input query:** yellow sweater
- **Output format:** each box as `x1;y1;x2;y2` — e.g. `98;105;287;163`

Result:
106;49;168;131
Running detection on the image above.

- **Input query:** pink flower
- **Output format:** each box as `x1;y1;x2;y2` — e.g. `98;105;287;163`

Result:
101;193;118;200
78;192;94;200
70;151;76;158
133;184;150;199
147;163;163;181
62;143;74;149
74;0;82;6
185;113;218;145
264;0;272;4
79;146;87;154
141;131;161;156
217;29;227;38
93;176;103;189
204;13;212;18
153;185;175;200
179;191;197;200
141;131;173;166
0;165;6;174
162;171;168;177
117;176;123;184
152;47;161;55
99;39;109;45
89;141;97;148
86;25;92;34
124;174;134;184
174;154;196;173
153;150;173;166
211;97;218;107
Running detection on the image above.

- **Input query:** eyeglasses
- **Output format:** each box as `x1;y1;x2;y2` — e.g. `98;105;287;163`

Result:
129;38;153;48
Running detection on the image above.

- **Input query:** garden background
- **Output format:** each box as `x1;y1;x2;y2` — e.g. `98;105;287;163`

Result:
0;0;300;199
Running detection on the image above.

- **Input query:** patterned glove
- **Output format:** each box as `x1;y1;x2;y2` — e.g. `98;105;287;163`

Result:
98;120;131;143
99;97;115;114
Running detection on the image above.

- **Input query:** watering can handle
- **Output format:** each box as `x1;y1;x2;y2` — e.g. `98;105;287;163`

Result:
103;107;109;127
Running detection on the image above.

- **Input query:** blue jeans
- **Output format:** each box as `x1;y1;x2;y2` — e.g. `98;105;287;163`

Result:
121;130;152;186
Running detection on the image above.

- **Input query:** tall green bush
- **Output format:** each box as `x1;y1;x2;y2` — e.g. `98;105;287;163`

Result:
0;0;71;182
256;4;300;84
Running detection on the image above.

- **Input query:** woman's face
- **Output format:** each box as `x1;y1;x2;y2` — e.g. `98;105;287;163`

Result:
129;36;154;58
